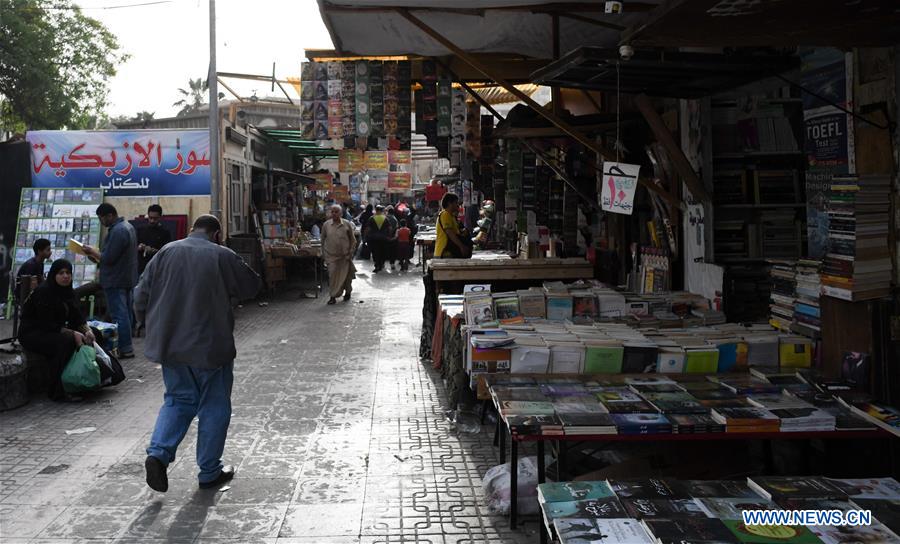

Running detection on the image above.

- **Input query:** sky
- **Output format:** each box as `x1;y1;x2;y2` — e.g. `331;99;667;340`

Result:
74;0;335;119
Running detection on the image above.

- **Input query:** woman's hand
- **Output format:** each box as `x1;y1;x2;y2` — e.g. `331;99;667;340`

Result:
83;329;96;345
71;330;85;348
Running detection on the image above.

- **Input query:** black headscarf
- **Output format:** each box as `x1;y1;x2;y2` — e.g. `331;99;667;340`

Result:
43;259;75;300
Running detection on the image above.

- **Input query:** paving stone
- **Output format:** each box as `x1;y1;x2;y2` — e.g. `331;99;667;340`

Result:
0;260;537;543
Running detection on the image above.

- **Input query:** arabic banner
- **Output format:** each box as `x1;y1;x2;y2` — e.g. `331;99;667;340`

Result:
600;161;641;215
26;130;211;196
387;172;411;193
365;150;388;171
338;149;364;172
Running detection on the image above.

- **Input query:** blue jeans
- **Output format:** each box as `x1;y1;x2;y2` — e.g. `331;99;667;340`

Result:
104;288;133;354
146;362;234;484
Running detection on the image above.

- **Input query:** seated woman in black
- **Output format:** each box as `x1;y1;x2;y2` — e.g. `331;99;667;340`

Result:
18;259;95;400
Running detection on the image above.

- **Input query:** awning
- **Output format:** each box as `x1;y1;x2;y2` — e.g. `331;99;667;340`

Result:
624;0;900;48
317;1;661;60
259;128;339;158
531;47;800;99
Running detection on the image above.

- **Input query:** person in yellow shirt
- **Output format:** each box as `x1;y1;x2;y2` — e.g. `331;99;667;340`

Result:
434;193;470;258
365;205;393;272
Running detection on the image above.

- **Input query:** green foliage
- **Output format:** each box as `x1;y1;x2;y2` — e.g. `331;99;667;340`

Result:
0;0;126;130
174;78;208;116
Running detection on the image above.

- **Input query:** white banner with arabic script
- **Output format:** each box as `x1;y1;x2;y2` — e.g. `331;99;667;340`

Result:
600;161;641;215
27;130;211;196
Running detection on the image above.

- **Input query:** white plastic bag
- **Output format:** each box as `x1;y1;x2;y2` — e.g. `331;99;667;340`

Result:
94;342;114;386
482;455;542;515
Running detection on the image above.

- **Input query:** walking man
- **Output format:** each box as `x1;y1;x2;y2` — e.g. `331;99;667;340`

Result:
83;203;138;358
134;215;260;491
321;204;357;304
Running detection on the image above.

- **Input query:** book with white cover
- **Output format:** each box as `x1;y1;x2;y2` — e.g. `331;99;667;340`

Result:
554;518;653;544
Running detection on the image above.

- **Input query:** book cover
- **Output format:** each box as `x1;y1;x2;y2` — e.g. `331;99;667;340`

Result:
538;481;616;504
712;407;780;426
669;414;725;433
558;412;616;429
622;344;659;373
723;521;821;543
612;413;672;433
622;498;710;519
596;388;643;403
554;518;654;544
681;480;759;498
547;295;574;321
849;499;900;535
699;497;779;520
543;497;628;520
583;344;624;373
490;386;548;402
810;523;900;544
825;478;900;500
605;401;657;414
499;400;556;415
643;518;738;544
505;413;562;434
607;478;688;499
493;295;521;321
747;476;846;500
685;348;720;373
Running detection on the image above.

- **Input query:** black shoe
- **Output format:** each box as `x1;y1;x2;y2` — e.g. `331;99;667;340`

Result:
327;297;337;305
119;351;135;359
199;466;235;489
145;456;168;492
343;292;351;301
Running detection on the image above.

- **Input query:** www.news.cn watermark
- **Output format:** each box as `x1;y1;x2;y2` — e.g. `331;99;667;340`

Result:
742;510;873;526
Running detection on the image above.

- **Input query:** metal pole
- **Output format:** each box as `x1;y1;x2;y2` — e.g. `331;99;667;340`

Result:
208;0;221;219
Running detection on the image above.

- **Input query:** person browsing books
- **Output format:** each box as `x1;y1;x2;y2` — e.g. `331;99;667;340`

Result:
134;214;260;493
137;204;171;274
83;203;139;359
434;193;470;258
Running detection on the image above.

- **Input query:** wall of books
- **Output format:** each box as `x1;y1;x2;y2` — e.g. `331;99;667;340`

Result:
12;188;103;288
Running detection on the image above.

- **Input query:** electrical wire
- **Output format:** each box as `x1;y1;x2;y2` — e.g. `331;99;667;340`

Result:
38;0;172;10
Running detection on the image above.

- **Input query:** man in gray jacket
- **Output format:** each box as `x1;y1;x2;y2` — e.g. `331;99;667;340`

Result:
134;214;260;491
84;203;139;358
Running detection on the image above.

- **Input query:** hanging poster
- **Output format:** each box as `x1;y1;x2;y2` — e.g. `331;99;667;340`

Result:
600;161;641;215
388;172;412;193
311;172;333;191
367;171;388;192
388;150;410;169
355;60;371;137
339;149;365;172
801;47;854;258
369;61;385;139
365;150;388;171
27;130;210;196
331;185;350;202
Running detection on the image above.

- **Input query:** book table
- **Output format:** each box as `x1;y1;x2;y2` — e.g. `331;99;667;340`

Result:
488;384;892;533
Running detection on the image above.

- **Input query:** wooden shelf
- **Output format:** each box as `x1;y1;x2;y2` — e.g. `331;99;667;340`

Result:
714;151;804;159
718;203;805;209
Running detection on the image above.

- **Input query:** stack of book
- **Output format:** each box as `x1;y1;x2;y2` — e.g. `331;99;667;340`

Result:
821;175;892;301
768;259;796;332
792;259;822;338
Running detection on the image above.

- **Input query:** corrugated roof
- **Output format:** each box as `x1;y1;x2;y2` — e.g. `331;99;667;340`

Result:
470;84;540;105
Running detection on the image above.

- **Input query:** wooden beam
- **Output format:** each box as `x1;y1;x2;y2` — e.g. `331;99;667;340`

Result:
396;8;679;208
551;14;563;116
555;11;625;31
581;89;603;113
634;94;711;203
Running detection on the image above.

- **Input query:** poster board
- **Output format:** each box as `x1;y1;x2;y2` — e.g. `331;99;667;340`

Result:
12;187;104;289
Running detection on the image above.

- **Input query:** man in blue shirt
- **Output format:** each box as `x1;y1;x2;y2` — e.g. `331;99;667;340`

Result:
84;203;139;359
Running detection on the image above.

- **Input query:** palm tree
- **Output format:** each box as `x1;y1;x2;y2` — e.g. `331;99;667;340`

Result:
173;78;208;116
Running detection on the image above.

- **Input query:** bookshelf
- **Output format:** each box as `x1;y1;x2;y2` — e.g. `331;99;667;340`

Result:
710;94;807;321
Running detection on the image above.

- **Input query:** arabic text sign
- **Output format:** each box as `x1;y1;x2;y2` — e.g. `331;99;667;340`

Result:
600;161;640;215
27;130;211;196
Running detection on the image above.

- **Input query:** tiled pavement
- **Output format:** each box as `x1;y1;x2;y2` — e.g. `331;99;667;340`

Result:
0;259;540;543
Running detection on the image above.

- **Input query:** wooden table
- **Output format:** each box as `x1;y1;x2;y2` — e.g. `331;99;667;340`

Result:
429;257;594;284
487;383;893;532
414;233;436;273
